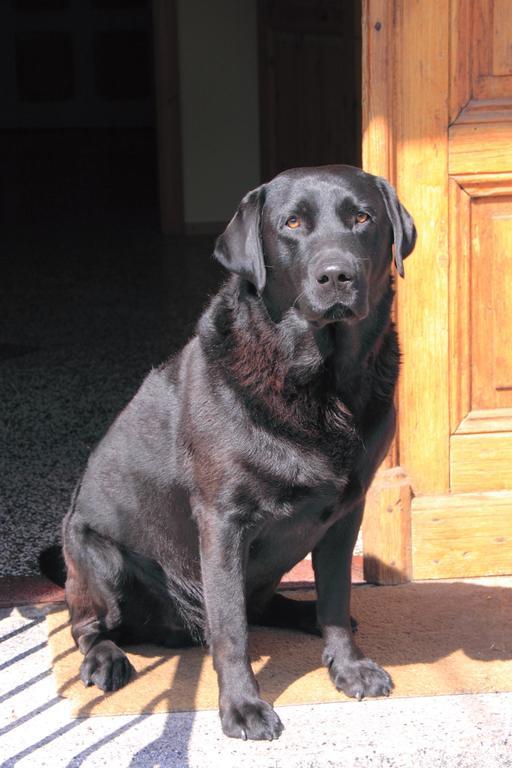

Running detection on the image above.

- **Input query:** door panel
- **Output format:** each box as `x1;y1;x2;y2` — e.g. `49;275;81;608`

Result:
449;121;512;175
471;196;512;409
474;0;512;98
449;0;512;503
363;0;512;580
450;432;512;492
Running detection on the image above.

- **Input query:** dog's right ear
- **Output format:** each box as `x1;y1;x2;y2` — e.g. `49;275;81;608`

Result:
376;177;417;278
214;186;266;294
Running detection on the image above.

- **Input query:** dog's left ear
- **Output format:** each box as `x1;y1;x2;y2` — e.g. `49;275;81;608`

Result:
376;177;417;278
214;186;266;294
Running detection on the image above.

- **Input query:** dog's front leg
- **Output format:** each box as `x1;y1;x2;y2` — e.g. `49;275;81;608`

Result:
313;504;393;700
199;516;283;741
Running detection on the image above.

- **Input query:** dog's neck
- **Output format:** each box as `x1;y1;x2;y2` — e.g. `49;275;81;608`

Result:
199;276;396;421
330;281;395;388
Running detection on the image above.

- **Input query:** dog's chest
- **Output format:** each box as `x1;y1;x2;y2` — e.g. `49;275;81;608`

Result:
242;414;366;563
250;396;361;487
245;421;362;527
247;482;344;581
245;439;368;586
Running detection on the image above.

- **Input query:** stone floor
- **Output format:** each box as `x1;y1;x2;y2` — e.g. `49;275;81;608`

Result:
1;593;511;768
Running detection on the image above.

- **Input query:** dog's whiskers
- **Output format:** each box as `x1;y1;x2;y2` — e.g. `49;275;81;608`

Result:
292;290;307;310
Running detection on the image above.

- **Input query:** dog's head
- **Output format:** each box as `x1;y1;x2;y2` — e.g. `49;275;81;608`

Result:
214;165;416;326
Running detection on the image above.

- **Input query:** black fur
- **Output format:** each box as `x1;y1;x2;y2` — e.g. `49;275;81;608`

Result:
42;165;415;740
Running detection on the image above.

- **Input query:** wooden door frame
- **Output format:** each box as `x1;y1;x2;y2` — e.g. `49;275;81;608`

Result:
152;0;184;234
361;0;450;583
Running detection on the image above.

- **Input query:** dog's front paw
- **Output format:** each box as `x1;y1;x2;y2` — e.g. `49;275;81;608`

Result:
220;697;284;741
80;640;134;692
325;654;393;700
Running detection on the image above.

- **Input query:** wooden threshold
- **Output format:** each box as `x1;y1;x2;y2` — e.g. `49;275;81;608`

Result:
411;491;512;579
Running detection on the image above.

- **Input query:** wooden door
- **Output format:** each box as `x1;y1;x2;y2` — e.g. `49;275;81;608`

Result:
258;0;361;180
362;0;512;582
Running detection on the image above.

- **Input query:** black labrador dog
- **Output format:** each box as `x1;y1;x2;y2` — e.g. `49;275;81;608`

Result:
59;165;416;740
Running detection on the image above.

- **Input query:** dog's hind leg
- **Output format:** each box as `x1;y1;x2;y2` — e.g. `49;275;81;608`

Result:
64;527;135;692
254;592;320;635
64;519;200;691
253;592;358;636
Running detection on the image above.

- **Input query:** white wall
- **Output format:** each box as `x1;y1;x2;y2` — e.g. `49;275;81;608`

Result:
177;0;260;226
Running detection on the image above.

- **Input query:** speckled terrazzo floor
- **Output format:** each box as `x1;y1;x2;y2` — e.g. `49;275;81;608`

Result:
1;224;225;577
0;128;227;577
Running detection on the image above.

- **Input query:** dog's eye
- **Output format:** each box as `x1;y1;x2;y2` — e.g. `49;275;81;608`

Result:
285;215;301;229
355;211;370;224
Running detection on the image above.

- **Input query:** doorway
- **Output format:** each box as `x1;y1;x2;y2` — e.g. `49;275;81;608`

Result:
0;0;363;579
157;0;362;233
259;0;361;181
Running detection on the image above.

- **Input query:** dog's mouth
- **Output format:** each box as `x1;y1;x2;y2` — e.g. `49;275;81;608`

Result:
296;290;369;327
322;303;355;322
303;302;360;329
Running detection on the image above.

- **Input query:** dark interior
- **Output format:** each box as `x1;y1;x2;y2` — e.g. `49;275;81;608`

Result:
0;0;362;577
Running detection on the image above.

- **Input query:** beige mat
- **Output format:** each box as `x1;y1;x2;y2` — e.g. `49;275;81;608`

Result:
46;579;512;717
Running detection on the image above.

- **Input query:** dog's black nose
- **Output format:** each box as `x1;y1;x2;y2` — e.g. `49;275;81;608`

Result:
314;264;354;287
